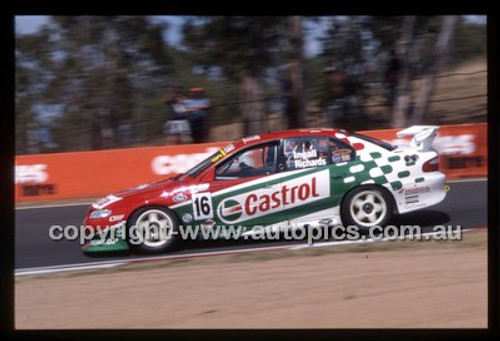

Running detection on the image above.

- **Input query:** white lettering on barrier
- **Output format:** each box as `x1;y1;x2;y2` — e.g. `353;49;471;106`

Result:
15;164;49;184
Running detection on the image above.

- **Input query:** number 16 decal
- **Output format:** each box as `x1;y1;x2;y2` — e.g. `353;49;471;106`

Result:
192;192;213;220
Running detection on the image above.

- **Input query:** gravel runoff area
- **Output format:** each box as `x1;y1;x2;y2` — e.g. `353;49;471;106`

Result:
15;229;487;329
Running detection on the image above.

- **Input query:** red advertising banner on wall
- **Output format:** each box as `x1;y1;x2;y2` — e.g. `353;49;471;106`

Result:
15;123;487;202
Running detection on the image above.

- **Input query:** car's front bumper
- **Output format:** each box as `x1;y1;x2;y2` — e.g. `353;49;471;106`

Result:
81;222;130;253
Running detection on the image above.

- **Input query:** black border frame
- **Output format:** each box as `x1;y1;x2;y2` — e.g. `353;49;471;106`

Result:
3;2;497;340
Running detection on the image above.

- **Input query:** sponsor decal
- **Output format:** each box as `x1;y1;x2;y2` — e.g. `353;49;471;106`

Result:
171;184;210;197
333;148;351;155
90;238;119;246
216;170;330;224
211;151;225;163
242;135;261;143
218;199;243;222
341;154;351;161
332;154;341;163
190;183;209;193
182;213;193;223
403;186;430;195
404;195;419;204
92;195;122;209
405;202;426;209
201;219;216;228
173;193;188;203
223;143;236;153
109;214;125;222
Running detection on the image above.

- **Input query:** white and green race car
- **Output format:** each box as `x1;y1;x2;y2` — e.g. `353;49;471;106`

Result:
83;125;449;254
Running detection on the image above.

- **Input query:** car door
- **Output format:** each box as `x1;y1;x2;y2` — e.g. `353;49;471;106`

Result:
278;135;343;225
327;137;358;209
205;141;286;230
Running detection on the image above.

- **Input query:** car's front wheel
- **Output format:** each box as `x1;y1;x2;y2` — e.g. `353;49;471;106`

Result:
127;206;180;254
341;186;393;232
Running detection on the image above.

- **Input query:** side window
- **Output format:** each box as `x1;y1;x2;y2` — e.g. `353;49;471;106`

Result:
279;136;330;171
329;138;356;163
215;142;278;180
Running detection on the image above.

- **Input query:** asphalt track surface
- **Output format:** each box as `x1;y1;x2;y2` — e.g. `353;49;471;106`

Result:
15;181;487;269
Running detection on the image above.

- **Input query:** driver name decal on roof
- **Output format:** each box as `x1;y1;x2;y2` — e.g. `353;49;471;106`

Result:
216;169;330;224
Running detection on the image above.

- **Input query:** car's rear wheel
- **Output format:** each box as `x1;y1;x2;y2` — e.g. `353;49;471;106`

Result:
341;186;393;232
127;206;179;254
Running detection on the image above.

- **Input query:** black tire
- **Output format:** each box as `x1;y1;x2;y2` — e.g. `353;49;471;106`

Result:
341;185;393;233
127;206;180;254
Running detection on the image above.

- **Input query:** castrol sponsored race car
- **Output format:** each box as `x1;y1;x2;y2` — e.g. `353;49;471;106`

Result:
82;126;449;254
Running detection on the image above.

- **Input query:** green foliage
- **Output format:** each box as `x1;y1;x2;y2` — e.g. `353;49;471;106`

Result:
182;17;287;80
448;19;487;67
15;15;486;154
16;16;172;153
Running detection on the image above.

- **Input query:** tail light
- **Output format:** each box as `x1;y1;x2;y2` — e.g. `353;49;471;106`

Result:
422;156;439;172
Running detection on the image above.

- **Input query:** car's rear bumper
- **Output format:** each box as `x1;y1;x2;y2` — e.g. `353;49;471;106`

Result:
392;172;448;214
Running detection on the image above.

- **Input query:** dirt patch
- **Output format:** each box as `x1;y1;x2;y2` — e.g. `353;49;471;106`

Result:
16;232;487;329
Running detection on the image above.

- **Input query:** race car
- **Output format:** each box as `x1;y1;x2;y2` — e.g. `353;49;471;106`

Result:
82;125;448;254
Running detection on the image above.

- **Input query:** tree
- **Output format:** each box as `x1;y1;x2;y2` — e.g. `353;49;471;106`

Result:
182;17;288;135
411;16;459;124
16;28;57;154
287;16;307;129
391;16;416;128
16;16;172;153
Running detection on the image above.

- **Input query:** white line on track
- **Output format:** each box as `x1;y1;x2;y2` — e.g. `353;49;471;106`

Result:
15;244;291;276
15;263;124;276
15;227;485;277
446;177;487;183
15;202;94;210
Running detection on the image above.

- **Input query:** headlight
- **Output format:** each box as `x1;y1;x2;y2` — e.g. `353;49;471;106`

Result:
89;209;112;219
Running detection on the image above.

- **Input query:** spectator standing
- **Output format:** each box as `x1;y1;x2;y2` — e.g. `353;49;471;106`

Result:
323;66;353;126
185;87;211;143
163;91;193;144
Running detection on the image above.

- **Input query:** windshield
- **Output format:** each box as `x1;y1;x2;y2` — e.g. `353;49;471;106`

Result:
349;132;397;151
182;151;222;178
182;142;236;179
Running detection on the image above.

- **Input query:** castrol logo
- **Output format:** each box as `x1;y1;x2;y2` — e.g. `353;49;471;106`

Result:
217;170;330;224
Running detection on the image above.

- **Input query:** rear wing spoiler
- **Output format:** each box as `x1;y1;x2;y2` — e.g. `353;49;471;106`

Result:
396;125;439;152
